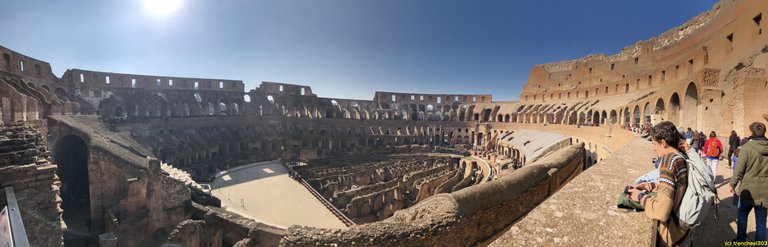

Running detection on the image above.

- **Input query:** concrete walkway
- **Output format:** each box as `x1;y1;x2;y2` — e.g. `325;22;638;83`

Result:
489;137;656;246
209;161;347;229
489;137;764;246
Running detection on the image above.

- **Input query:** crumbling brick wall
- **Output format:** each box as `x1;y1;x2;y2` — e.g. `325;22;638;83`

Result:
166;203;286;247
0;121;63;247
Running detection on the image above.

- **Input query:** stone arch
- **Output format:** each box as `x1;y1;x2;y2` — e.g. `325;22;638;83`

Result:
601;110;607;125
643;102;652;125
232;103;239;116
54;87;67;99
592;111;600;126
53;135;93;244
623;107;630;126
609;110;617;124
683;82;698;129
633;105;641;128
568;110;577;125
669;93;681;124
655;98;665;116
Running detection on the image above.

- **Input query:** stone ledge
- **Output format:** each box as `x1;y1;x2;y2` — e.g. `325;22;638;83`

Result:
490;137;654;246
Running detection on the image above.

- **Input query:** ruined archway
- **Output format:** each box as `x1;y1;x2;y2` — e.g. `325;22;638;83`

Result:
610;110;617;124
670;93;680;125
601;110;607;125
592;111;600;126
53;135;93;245
683;82;698;129
633;105;641;128
623;107;630;126
643;102;652;125
568;111;577;125
54;88;67;99
655;98;665;119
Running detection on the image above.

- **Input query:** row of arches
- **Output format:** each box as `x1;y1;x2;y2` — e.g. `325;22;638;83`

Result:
508;82;701;129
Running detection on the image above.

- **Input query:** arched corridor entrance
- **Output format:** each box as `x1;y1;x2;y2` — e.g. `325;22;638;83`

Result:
53;135;93;246
633;105;641;128
655;98;665;121
683;83;698;129
623;107;630;126
670;93;680;125
643;103;651;125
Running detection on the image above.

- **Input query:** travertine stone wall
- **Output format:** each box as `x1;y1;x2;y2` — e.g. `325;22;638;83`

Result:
0;121;63;247
518;0;768;139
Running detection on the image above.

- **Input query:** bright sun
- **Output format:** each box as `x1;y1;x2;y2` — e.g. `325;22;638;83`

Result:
143;0;182;17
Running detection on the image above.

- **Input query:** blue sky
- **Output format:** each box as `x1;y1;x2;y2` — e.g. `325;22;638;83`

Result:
0;0;718;101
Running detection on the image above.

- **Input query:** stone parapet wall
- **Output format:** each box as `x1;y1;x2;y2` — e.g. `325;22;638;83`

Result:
167;203;286;247
0;121;63;247
280;143;585;247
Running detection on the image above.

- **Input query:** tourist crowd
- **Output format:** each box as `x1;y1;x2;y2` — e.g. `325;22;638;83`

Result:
619;121;767;246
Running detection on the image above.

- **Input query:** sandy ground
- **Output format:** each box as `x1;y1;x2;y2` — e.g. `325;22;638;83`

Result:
209;161;347;229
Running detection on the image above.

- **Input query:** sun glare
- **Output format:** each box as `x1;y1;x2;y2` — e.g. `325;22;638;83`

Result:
143;0;182;17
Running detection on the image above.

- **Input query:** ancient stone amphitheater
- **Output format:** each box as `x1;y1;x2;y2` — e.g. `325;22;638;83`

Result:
1;0;767;246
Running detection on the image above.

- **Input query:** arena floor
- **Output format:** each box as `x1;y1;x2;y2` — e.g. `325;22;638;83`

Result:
209;161;347;229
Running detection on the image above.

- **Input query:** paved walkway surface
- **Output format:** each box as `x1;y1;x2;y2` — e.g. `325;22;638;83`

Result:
209;161;347;229
489;137;763;246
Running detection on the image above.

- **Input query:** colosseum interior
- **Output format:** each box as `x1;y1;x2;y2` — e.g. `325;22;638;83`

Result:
1;0;768;246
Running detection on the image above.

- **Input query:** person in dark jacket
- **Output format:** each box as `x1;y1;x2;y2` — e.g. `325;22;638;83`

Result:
685;128;694;144
730;122;768;242
728;130;741;168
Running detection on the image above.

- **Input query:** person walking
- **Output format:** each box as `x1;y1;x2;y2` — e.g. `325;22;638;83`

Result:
729;130;741;168
703;131;723;180
692;132;704;155
729;122;768;242
685;128;694;145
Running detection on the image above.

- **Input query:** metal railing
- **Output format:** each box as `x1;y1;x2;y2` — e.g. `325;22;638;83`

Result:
2;186;30;247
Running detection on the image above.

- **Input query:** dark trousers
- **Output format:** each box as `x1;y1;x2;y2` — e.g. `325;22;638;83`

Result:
728;149;735;167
